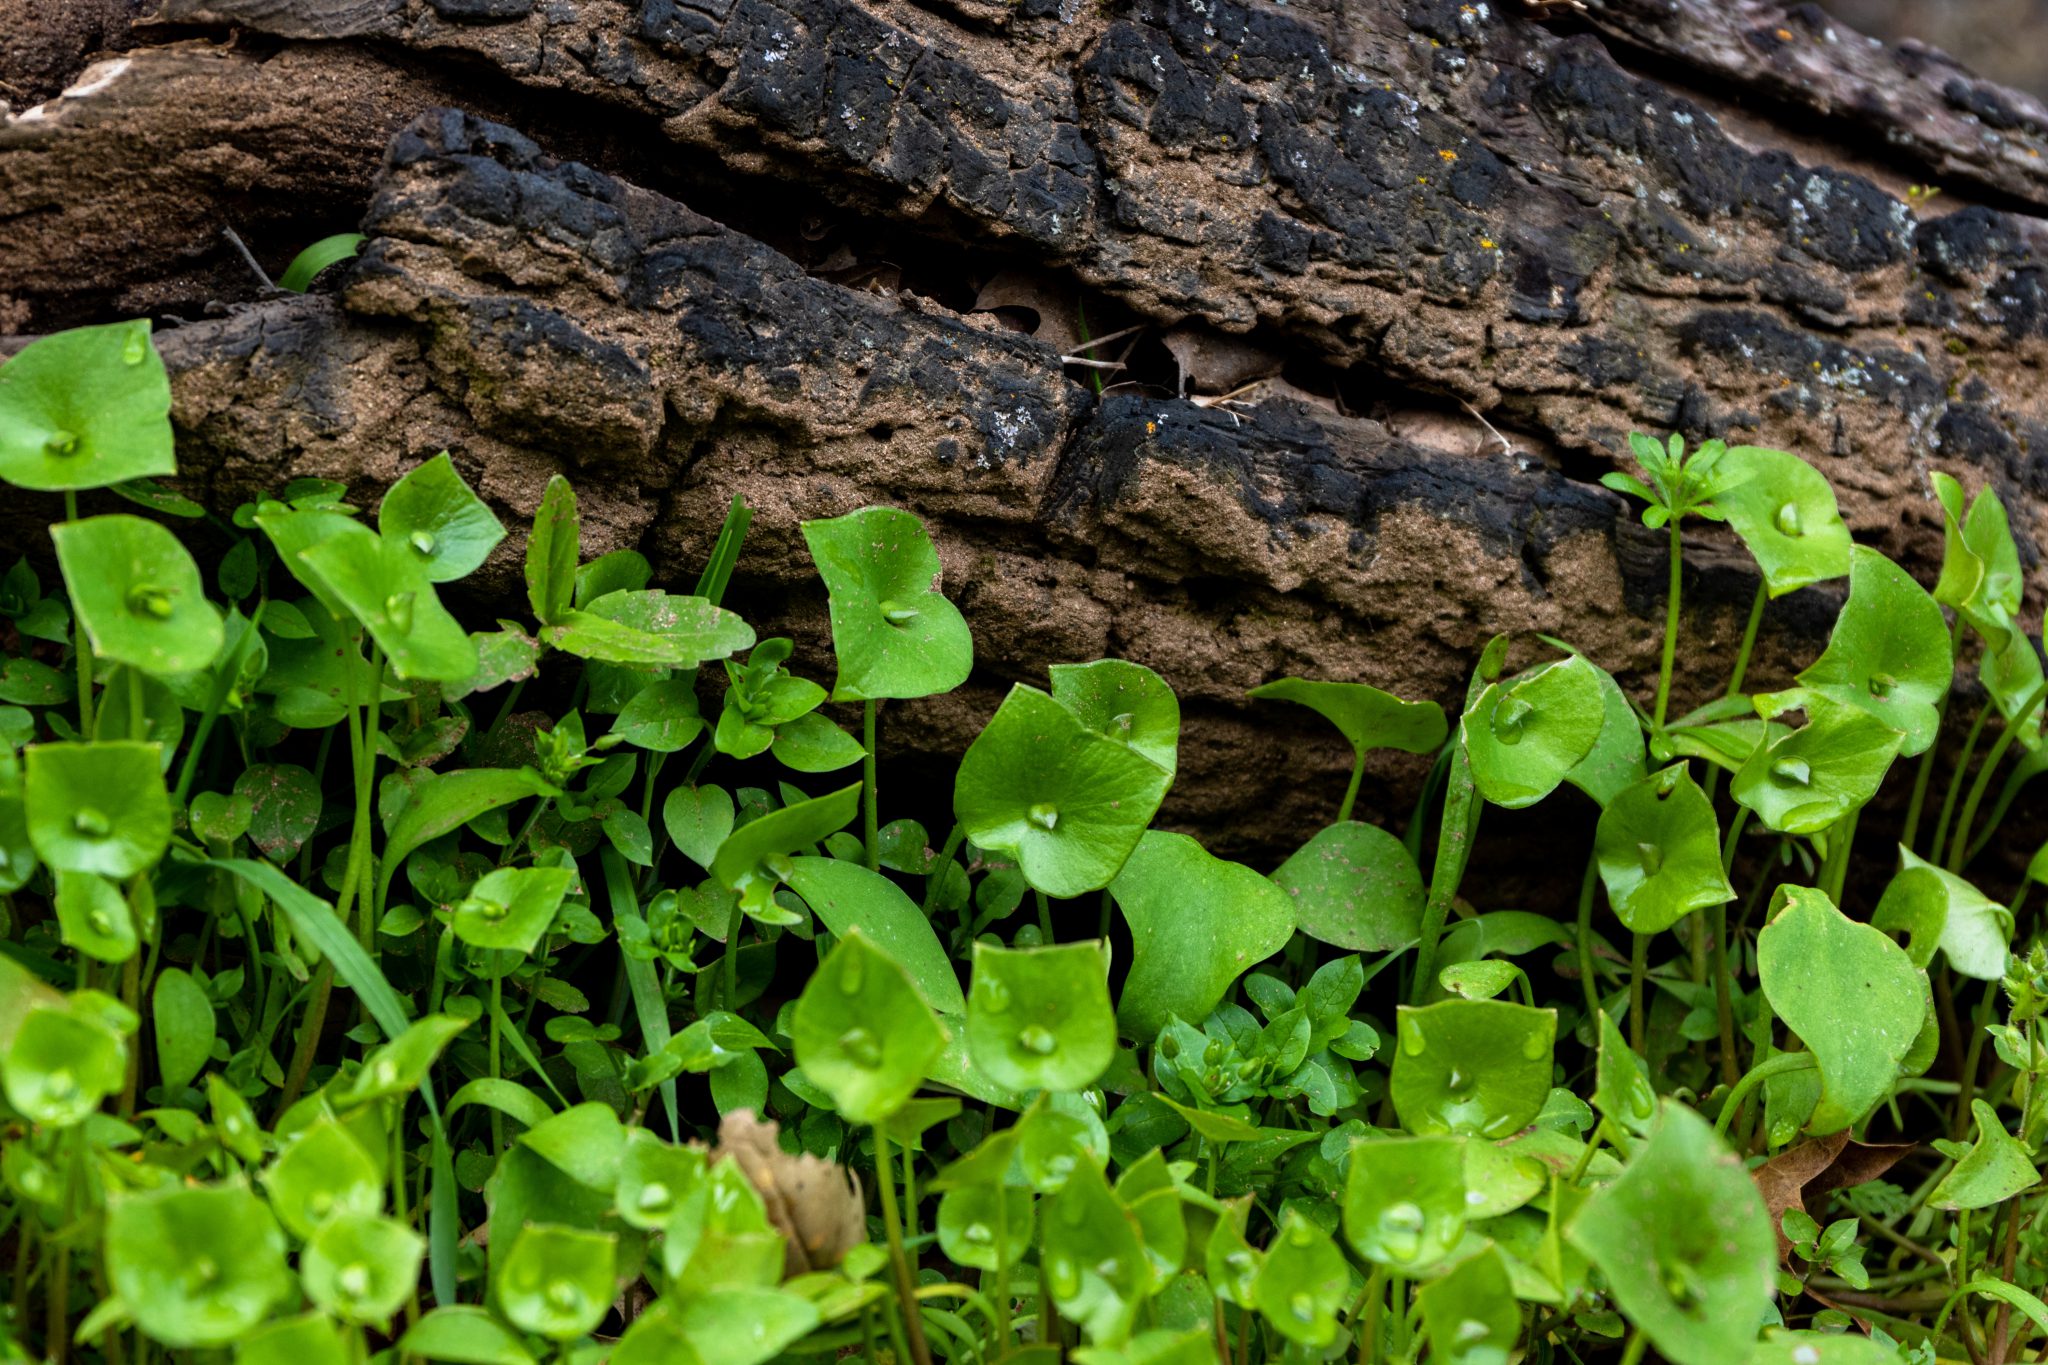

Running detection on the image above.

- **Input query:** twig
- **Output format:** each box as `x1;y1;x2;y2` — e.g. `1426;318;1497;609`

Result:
221;226;275;291
1064;322;1146;354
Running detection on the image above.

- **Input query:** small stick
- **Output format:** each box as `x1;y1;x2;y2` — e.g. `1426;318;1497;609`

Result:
221;227;275;291
1058;355;1128;372
1461;399;1519;456
1065;323;1146;354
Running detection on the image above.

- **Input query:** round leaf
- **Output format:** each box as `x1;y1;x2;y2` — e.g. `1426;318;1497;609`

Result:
55;868;137;963
1340;1134;1467;1270
452;866;575;955
379;451;506;583
1253;1211;1348;1347
495;1224;616;1340
2;1001;126;1125
0;320;174;492
261;1116;383;1239
52;514;223;675
1791;546;1952;756
399;1306;539;1365
302;1211;425;1325
791;930;947;1124
967;939;1116;1093
802;506;972;701
937;1184;1033;1271
1731;696;1902;835
25;741;171;878
1050;658;1181;776
769;711;865;771
1714;445;1853;598
105;1182;294;1348
1594;766;1735;933
1271;820;1424;952
1390;999;1555;1138
232;763;322;862
1462;655;1605;810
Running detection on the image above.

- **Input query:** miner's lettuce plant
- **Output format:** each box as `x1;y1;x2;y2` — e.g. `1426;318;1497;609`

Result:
1;321;2046;1365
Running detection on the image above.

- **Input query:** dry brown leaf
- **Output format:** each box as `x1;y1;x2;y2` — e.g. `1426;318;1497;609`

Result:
712;1109;866;1276
1752;1131;1914;1262
970;270;1082;354
1161;323;1282;396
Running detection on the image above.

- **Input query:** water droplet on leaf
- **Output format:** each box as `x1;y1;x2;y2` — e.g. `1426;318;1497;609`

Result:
838;1026;882;1069
1027;802;1059;832
44;430;78;458
1774;502;1803;536
384;591;416;635
410;529;437;556
1016;1025;1057;1056
1491;696;1534;745
1635;841;1664;877
72;809;110;838
1770;757;1811;787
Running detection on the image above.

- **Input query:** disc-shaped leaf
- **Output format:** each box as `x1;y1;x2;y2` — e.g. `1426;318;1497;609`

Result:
792;930;947;1124
1253;1210;1349;1347
0;320;174;492
1340;1134;1467;1271
1731;696;1902;835
302;1211;424;1326
52;514;223;676
232;763;323;862
1462;655;1605;809
802;506;972;701
1248;677;1446;759
1111;831;1295;1039
937;1183;1034;1271
1758;886;1926;1134
1928;1099;2039;1211
1418;1244;1520;1365
1043;1158;1153;1346
967;939;1116;1093
1050;658;1181;776
1714;445;1853;597
1;1001;126;1125
1566;1103;1774;1365
1791;547;1951;756
1561;660;1650;807
152;966;216;1094
711;783;858;918
1752;1332;1905;1365
105;1182;294;1348
262;1116;383;1239
1594;766;1734;934
541;589;753;667
667;1289;819;1365
399;1307;540;1365
955;684;1172;898
495;1224;616;1340
1270;820;1424;952
297;523;477;682
453;866;575;956
379;451;505;583
1872;848;2012;981
25;741;170;878
1390;999;1555;1139
55;868;136;963
784;856;965;1013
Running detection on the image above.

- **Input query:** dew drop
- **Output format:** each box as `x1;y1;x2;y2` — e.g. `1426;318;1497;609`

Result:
1399;1015;1427;1057
1047;1255;1080;1298
410;529;437;556
838;1026;882;1069
1027;802;1059;832
192;1256;219;1285
1290;1292;1316;1322
338;1264;372;1299
1016;1025;1057;1056
1377;1202;1426;1263
1491;696;1534;745
839;952;865;995
1287;1221;1316;1248
1445;1067;1473;1095
1867;672;1896;699
87;909;112;935
1521;1030;1549;1061
126;584;174;620
72;808;110;839
122;330;147;366
546;1281;584;1312
1770;757;1811;787
962;1222;993;1246
1774;502;1803;537
977;978;1011;1015
44;430;78;458
44;1069;76;1101
878;599;921;625
1635;841;1664;878
638;1181;672;1212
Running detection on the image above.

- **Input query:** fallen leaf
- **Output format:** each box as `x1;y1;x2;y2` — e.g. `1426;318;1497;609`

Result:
1752;1131;1913;1262
713;1109;866;1275
1161;323;1282;396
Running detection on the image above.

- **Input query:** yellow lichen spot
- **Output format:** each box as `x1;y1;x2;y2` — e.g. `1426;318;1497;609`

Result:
1145;421;1157;435
1810;360;1822;370
1775;26;1793;40
1417;175;1430;184
1439;149;1458;161
1479;237;1496;249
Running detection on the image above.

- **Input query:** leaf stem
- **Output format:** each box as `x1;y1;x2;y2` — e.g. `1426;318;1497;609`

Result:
923;822;965;916
863;699;880;871
1902;614;1965;853
1035;889;1054;943
1574;849;1602;1027
1725;581;1768;698
1410;747;1479;1005
1628;931;1648;1057
873;1124;934;1365
1948;679;2047;873
1618;1327;1650;1365
1930;698;1993;866
489;971;504;1154
1712;1051;1817;1138
1337;746;1366;825
63;490;92;737
1653;519;1683;729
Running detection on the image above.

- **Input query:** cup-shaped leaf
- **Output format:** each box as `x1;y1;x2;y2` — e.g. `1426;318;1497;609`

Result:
1567;1103;1773;1365
1713;445;1853;597
1462;655;1605;809
1594;766;1734;934
339;1014;473;1107
525;475;580;626
25;741;170;878
937;1183;1034;1271
52;514;224;676
791;930;947;1124
967;939;1116;1093
296;522;477;682
495;1223;616;1340
1872;847;2013;980
955;684;1172;897
236;1313;352;1365
785;857;965;1012
261;1116;383;1239
1759;885;1927;1134
1340;1134;1467;1271
1;1000;126;1125
302;1211;425;1326
379;451;506;583
1390;999;1555;1138
1927;1099;2039;1211
1592;1007;1657;1135
541;589;753;667
1562;659;1650;807
399;1307;543;1365
1730;695;1902;835
55;869;137;963
1418;1244;1519;1365
0;320;174;491
1042;1158;1153;1346
711;783;858;918
452;866;575;955
634;1290;819;1365
1247;677;1447;761
1270;821;1424;952
1110;831;1295;1040
1789;546;1951;756
1253;1210;1349;1348
105;1182;294;1348
1050;659;1181;776
802;506;972;700
617;1131;709;1231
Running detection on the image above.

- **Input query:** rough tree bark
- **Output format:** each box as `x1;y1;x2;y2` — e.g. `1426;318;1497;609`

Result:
1;0;2043;853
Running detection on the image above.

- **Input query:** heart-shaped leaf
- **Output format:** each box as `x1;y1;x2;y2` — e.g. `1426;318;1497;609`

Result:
1731;695;1902;835
297;522;477;682
803;506;972;701
1566;1103;1774;1365
1759;886;1927;1134
1110;831;1295;1039
1390;999;1555;1138
936;1183;1033;1270
0;321;174;492
25;741;170;878
1463;654;1605;809
1594;766;1734;933
967;939;1116;1093
663;784;735;870
302;1212;425;1326
1253;1210;1348;1347
51;515;223;676
379;451;505;583
955;684;1172;898
105;1182;293;1348
495;1224;616;1340
792;930;947;1124
1789;546;1951;756
1270;821;1424;952
452;866;575;956
262;1117;383;1239
1050;659;1181;776
1872;847;2013;980
1340;1134;1467;1271
1927;1100;2039;1211
1713;445;1853;597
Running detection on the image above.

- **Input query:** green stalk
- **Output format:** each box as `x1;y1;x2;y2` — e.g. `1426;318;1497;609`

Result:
863;699;880;871
63;490;92;737
1903;616;1965;853
724;897;745;1010
1035;889;1055;943
1948;679;2047;873
1713;1051;1816;1138
1822;808;1860;906
1724;581;1768;698
1618;1328;1650;1365
1628;932;1649;1057
359;646;386;945
1410;750;1479;1005
1929;698;1992;866
1336;746;1366;825
924;822;965;916
1653;519;1683;729
489;972;504;1154
1574;850;1602;1027
873;1125;934;1365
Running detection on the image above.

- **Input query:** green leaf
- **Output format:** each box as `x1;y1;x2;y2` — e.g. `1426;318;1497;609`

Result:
233;763;322;862
784;856;965;1013
1253;1210;1348;1347
1928;1100;2038;1211
1043;1159;1153;1346
0;320;174;492
380;451;506;583
298;522;478;682
1418;1245;1520;1364
55;869;137;963
770;710;866;771
1566;1102;1774;1365
26;741;170;877
802;506;973;701
302;1211;424;1326
1592;1008;1656;1135
609;678;704;754
937;1182;1034;1271
955;684;1171;897
664;784;735;870
670;1288;820;1365
1390;999;1555;1138
446;1078;555;1133
525;476;579;626
277;233;366;292
1872;847;2012;980
208;858;414;1038
235;1313;351;1365
1270;820;1425;952
262;1116;382;1238
339;1014;473;1106
152;967;215;1094
1;1000;127;1125
452;866;574;956
1789;546;1952;756
1340;1134;1467;1270
711;783;859;918
52;514;224;675
1463;654;1605;809
541;589;753;667
399;1306;538;1365
518;1102;626;1192
1713;445;1854;597
1110;831;1295;1040
1247;677;1447;759
1759;885;1926;1134
967;939;1116;1093
1731;695;1902;835
791;930;948;1124
494;1224;616;1340
1561;659;1650;807
1051;659;1181;776
106;1182;294;1348
379;767;557;912
1594;766;1734;934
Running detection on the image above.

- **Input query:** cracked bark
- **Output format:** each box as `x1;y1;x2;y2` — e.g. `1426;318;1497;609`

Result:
0;0;2043;855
